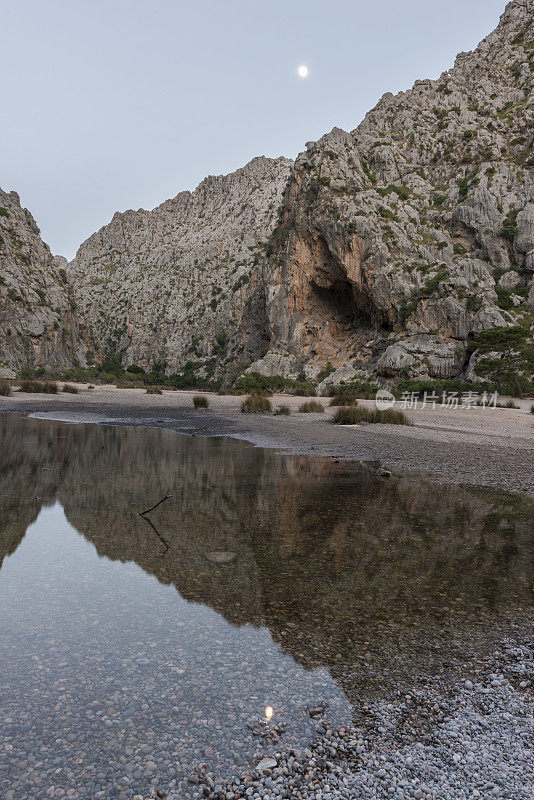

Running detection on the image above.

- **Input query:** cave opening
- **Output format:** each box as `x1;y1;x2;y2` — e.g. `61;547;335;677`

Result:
311;278;374;330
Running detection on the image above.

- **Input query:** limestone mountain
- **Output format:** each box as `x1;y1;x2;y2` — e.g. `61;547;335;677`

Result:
1;0;532;389
69;156;292;382
0;189;86;376
253;0;533;389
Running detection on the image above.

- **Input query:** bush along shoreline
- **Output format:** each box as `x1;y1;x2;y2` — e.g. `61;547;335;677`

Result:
11;320;533;402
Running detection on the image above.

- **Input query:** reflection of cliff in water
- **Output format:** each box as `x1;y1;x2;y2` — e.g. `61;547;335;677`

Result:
1;415;532;700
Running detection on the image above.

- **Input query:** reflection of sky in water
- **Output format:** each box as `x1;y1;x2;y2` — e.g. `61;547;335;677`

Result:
0;501;349;797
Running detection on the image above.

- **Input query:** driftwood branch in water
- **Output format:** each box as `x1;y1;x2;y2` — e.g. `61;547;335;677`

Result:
137;494;172;517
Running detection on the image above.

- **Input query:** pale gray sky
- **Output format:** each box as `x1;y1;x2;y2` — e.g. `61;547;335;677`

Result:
1;0;505;259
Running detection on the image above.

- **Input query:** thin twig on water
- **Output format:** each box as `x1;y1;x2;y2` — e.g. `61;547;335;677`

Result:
138;494;172;516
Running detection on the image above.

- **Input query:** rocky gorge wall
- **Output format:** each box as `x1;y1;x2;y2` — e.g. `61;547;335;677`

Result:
68;156;292;381
0;189;87;376
0;1;532;386
252;0;534;387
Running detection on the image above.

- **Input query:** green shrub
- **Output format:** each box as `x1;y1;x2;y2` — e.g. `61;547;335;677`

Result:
530;404;534;414
376;184;410;201
394;378;484;399
126;364;145;374
62;384;79;394
495;287;514;310
317;362;335;383
498;209;519;241
378;205;398;221
332;406;369;424
293;383;316;396
233;372;315;396
234;372;282;394
398;298;418;326
333;406;412;425
327;381;379;399
420;270;449;297
458;168;479;201
299;400;324;413
0;380;12;396
467;326;528;355
193;394;209;408
362;163;377;185
241;394;272;413
165;360;219;392
215;329;228;351
389;185;410;201
273;404;290;416
466;294;480;311
100;355;123;375
146;386;163;395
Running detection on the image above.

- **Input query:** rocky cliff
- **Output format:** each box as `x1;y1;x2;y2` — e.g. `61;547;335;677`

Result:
69;156;292;381
248;0;533;387
253;0;533;387
2;1;532;386
0;189;86;376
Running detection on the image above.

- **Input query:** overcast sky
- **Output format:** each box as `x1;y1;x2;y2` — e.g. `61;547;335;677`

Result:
1;0;505;259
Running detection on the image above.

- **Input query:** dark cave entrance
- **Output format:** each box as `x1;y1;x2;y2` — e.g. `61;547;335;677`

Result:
311;278;374;329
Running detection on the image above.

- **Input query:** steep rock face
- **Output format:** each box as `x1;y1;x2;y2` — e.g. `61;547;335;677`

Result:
0;190;85;375
70;156;292;380
255;0;533;383
3;2;532;385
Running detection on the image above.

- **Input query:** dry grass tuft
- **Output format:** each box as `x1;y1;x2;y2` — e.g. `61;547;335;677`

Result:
273;404;291;416
299;400;325;413
193;395;209;408
333;405;412;425
19;380;58;394
241;394;272;413
329;394;358;406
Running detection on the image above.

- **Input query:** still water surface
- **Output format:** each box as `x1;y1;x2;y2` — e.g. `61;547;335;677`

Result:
0;416;532;799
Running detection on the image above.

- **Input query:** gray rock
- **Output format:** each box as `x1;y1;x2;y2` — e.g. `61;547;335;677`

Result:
0;190;87;372
256;758;278;772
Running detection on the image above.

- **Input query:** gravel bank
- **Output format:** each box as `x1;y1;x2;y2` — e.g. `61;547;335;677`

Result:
141;639;533;800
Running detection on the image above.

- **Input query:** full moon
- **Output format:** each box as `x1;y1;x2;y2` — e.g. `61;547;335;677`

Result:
297;64;309;79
